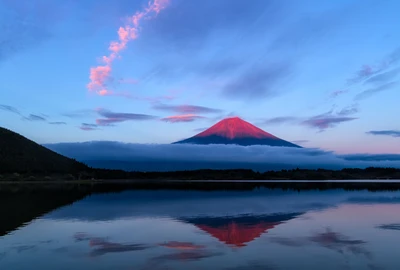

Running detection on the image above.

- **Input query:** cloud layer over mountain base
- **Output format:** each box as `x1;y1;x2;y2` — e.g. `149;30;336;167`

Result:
44;142;400;172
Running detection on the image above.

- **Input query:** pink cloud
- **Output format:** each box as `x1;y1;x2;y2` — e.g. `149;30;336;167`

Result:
87;65;112;93
161;114;206;123
87;0;170;96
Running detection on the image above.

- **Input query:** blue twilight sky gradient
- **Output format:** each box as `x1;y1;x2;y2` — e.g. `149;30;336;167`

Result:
0;0;400;154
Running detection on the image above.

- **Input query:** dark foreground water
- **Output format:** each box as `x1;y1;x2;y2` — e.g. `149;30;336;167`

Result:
1;185;400;270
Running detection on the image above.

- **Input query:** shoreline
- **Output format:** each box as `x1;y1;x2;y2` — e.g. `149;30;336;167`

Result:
1;178;400;184
1;179;400;192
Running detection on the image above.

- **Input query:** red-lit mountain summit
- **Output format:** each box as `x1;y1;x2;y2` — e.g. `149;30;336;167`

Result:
174;117;300;147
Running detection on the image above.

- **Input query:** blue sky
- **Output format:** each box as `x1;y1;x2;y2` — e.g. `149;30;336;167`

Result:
1;0;399;154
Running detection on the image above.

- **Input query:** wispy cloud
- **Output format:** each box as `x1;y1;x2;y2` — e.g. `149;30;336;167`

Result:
377;224;400;231
161;114;205;123
330;47;400;98
222;63;291;100
62;109;97;119
364;67;400;85
330;90;348;98
348;47;400;85
153;104;222;114
193;127;207;132
303;111;357;131
261;106;358;131
355;81;397;100
0;104;20;115
25;114;47;121
143;0;280;51
0;0;60;62
348;65;376;85
337;104;359;116
79;123;98;131
49;121;67;125
366;130;400;138
117;78;138;85
96;108;157;126
263;116;299;125
87;0;170;96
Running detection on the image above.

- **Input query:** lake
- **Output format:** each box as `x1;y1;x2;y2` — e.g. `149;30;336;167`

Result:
1;184;400;270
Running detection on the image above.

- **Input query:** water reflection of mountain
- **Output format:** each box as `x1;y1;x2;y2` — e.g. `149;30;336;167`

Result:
0;190;88;237
4;188;400;238
181;214;300;247
45;189;400;222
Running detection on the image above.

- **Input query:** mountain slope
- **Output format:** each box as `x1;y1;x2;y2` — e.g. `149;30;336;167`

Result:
0;127;88;174
174;117;300;147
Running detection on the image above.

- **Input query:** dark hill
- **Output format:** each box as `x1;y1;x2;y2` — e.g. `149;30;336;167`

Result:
0;127;88;174
174;117;300;147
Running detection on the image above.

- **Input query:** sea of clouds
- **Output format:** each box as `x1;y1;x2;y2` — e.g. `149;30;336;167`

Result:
44;142;400;172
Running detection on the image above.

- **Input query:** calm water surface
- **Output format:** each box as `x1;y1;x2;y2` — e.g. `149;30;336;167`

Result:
1;187;400;269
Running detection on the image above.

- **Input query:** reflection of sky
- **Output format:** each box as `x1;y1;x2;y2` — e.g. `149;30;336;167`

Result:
46;189;400;221
1;190;400;269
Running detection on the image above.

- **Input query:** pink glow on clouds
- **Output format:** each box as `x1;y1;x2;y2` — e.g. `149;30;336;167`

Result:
87;0;170;96
161;114;206;123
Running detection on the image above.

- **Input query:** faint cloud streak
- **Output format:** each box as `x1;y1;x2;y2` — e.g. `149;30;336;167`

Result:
355;81;397;100
49;121;67;125
0;104;20;115
161;114;205;123
154;104;222;114
223;63;291;100
366;130;400;138
25;114;47;121
96;108;157;126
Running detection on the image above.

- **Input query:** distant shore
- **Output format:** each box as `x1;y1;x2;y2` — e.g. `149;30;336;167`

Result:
1;178;400;192
1;178;400;184
1;167;400;192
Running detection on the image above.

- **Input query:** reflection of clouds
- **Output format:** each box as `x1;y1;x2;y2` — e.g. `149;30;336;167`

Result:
137;265;173;270
270;228;381;270
224;261;277;270
151;250;223;262
89;242;149;257
309;228;366;246
270;228;380;269
53;247;69;253
13;245;36;253
159;241;205;250
269;237;307;247
270;228;372;257
376;224;400;231
74;232;151;257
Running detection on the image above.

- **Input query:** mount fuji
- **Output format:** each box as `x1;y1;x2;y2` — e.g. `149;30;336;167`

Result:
174;117;301;148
